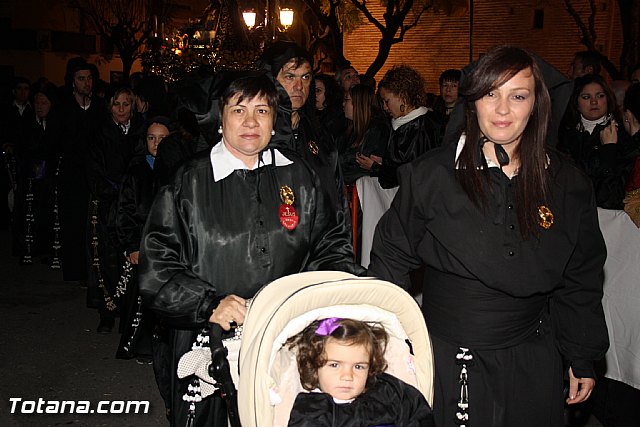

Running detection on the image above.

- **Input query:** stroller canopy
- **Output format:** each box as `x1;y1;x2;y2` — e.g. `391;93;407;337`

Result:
238;271;434;427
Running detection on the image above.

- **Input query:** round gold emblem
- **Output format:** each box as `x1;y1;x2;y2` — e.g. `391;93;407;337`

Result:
279;185;295;205
537;205;554;229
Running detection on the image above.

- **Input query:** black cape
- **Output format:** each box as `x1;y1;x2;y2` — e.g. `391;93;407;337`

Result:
139;144;363;426
368;141;609;426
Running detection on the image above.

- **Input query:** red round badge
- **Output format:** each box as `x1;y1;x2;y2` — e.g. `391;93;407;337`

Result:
279;204;299;230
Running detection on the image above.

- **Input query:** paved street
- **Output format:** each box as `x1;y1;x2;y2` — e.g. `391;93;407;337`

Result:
0;229;166;426
0;227;606;427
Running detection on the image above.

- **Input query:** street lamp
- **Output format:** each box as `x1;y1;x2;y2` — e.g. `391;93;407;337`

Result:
243;9;257;29
279;8;294;29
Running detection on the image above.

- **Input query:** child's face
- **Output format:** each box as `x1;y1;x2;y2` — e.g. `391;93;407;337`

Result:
317;339;369;401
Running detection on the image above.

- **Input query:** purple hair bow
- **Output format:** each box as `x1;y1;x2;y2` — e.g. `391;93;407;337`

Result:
315;318;342;336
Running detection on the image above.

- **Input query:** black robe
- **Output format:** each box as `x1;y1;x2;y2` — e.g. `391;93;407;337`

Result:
86;115;143;315
558;122;637;209
139;145;363;427
288;373;434;427
57;92;106;281
371;113;440;189
368;142;609;427
339;120;390;186
12;114;62;259
115;154;158;359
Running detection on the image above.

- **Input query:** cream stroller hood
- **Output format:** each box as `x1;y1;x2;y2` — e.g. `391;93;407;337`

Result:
238;271;434;427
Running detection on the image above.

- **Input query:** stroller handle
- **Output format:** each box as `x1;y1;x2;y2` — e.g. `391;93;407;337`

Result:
209;323;242;427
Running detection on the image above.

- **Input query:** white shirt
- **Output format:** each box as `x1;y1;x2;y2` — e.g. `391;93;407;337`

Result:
209;140;293;182
13;100;30;116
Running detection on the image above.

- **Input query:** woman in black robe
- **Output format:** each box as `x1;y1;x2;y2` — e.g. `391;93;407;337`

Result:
368;46;609;427
139;72;364;427
115;117;171;359
357;65;440;189
558;74;636;209
86;86;144;333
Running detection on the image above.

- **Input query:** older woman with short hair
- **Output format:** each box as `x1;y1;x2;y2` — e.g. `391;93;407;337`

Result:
87;85;144;334
139;72;363;427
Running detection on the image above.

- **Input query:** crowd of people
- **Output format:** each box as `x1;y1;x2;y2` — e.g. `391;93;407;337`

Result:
2;43;640;427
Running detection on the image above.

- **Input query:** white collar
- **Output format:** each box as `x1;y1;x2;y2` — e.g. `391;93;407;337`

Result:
210;140;293;182
115;120;131;134
391;106;428;131
310;388;355;404
13;100;30;115
580;114;610;134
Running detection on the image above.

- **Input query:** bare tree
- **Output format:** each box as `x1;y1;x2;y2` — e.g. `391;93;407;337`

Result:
298;0;362;70
70;0;173;81
348;0;467;78
563;0;640;79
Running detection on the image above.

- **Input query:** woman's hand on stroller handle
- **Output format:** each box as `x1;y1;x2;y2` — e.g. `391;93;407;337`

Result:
209;295;247;331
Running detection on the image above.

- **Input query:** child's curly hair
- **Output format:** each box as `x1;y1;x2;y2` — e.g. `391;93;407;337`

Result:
287;318;389;391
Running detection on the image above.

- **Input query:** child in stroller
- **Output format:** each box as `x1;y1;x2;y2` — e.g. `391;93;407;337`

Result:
178;271;434;426
286;318;434;426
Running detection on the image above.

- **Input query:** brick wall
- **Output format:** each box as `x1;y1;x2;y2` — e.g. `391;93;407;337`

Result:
343;0;623;93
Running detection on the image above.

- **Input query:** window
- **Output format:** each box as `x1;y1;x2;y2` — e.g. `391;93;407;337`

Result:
533;9;544;29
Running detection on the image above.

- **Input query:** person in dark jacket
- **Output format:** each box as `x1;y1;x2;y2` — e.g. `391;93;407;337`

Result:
13;82;61;264
115;116;172;414
139;73;364;427
258;41;347;213
287;318;433;427
314;73;348;145
558;74;636;209
431;69;461;139
369;46;608;427
358;66;440;189
339;84;390;185
87;86;144;334
57;57;106;283
116;116;171;357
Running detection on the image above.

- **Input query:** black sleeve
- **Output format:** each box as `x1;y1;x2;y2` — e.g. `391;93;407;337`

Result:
550;184;609;378
116;171;142;254
138;182;223;328
368;164;424;288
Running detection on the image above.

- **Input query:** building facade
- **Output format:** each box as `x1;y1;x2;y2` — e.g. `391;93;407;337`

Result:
343;0;623;92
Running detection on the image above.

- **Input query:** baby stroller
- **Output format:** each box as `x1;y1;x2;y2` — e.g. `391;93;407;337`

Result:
185;271;434;427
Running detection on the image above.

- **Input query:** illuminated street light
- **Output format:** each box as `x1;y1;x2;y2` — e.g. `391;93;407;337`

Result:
243;10;257;29
279;8;294;29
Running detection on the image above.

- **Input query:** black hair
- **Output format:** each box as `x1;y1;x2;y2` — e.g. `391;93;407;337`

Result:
218;73;279;124
257;41;313;77
564;74;619;126
439;69;462;86
574;51;602;76
314;74;342;110
457;45;552;239
64;57;92;88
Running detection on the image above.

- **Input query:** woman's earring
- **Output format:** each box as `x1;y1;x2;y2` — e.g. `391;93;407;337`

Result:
271;130;276;136
400;104;405;113
218;126;223;135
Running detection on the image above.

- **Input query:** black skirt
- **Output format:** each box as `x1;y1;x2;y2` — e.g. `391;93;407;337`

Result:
430;323;565;427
